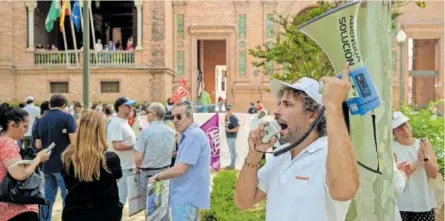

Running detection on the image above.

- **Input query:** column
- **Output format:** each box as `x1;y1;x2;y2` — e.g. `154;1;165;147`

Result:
135;0;142;49
26;0;37;51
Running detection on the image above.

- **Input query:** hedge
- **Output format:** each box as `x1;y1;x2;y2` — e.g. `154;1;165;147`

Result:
400;101;444;177
200;170;265;221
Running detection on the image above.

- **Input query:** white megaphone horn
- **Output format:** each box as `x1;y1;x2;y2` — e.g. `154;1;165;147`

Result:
297;0;380;116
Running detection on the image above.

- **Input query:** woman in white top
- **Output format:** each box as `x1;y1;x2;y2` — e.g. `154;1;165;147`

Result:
394;154;408;221
392;111;439;221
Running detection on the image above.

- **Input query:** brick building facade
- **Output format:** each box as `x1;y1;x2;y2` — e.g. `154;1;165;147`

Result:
0;1;443;112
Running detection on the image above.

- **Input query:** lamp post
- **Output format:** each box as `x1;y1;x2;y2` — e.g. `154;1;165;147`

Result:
396;30;407;108
82;0;90;110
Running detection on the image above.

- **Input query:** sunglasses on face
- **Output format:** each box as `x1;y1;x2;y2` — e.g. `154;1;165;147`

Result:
173;113;186;121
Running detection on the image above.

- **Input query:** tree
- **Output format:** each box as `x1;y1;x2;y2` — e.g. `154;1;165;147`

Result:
249;1;341;83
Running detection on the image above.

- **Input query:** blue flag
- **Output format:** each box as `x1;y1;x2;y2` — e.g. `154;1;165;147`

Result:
71;0;81;31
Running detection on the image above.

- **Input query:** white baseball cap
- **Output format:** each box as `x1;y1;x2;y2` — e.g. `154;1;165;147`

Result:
392;111;409;129
25;96;34;102
269;77;322;104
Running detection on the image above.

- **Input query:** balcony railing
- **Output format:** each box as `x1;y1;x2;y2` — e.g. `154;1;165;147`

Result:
34;50;135;67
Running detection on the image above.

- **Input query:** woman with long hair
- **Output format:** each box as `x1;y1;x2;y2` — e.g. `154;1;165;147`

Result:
61;111;123;221
0;103;50;221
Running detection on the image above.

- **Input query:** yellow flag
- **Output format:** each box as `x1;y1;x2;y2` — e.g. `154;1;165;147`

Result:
59;0;69;32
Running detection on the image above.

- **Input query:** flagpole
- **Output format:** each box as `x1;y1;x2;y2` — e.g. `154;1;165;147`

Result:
62;28;70;66
89;0;99;64
68;1;80;66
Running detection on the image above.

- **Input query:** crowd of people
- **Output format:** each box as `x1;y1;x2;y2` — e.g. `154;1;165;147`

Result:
0;64;441;221
0;94;211;221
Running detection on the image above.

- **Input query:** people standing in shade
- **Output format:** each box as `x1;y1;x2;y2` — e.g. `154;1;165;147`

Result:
35;94;77;221
224;105;240;170
135;102;175;221
61;112;123;221
392;111;439;221
21;96;40;149
0;103;50;221
107;97;137;205
148;101;210;221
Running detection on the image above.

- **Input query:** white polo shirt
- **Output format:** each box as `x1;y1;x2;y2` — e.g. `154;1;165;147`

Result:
257;136;351;221
107;116;136;170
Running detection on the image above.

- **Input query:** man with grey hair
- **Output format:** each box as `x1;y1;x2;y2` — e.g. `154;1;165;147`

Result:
135;102;176;220
148;101;211;221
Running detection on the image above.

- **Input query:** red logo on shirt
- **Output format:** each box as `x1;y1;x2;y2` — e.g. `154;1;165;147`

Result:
295;176;309;180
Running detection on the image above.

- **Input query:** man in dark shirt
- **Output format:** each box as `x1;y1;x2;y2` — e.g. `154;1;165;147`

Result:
36;94;77;221
247;102;257;114
225;105;240;170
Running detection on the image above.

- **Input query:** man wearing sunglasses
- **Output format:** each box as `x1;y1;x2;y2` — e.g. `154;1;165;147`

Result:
148;101;210;221
234;63;359;221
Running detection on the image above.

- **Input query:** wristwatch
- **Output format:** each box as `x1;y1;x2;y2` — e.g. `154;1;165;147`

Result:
424;155;430;162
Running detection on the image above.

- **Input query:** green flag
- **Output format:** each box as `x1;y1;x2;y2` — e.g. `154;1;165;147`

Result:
45;0;60;32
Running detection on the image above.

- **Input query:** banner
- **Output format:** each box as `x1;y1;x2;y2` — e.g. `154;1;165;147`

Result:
146;180;170;221
170;79;189;103
200;113;221;171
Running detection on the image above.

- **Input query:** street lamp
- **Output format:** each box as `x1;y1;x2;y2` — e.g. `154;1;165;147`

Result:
82;0;90;110
396;30;407;108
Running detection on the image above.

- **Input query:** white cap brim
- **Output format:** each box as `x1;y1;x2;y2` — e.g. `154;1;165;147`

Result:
269;79;322;104
392;115;409;129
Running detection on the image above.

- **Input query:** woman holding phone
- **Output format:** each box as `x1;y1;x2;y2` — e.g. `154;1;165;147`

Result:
392;111;439;221
0;103;50;221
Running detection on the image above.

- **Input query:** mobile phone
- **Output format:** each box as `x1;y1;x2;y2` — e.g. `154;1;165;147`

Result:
261;121;281;144
45;142;56;153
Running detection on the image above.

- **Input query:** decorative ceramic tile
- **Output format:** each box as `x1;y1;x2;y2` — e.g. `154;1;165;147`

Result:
177;51;184;76
266;13;274;39
239;41;246;49
267;60;274;75
239;50;246;76
177;14;184;39
238;14;246;39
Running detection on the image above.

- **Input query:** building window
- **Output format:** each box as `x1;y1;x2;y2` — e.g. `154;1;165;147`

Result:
50;82;69;94
100;81;120;93
177;14;184;39
177;51;184;76
266;13;274;39
238;14;246;39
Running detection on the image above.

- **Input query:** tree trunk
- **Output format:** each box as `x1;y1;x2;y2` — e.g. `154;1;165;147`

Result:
346;2;394;221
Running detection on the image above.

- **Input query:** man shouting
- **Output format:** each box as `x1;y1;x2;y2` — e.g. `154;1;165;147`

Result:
235;63;359;221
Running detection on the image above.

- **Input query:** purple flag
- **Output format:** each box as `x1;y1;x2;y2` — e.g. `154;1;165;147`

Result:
200;113;220;171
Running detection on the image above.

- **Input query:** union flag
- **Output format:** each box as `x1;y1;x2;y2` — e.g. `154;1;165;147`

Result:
170;79;189;104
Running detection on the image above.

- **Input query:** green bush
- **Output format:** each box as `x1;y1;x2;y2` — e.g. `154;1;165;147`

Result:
200;170;265;221
400;101;444;177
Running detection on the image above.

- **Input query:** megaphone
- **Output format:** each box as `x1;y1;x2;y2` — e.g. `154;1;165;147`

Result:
298;0;380;116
